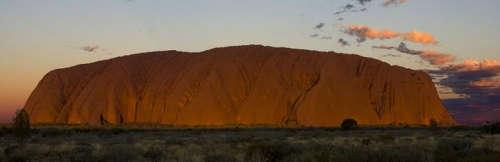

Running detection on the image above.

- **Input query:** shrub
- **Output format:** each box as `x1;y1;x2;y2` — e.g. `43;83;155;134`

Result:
12;109;31;142
448;125;472;132
329;145;370;162
458;148;500;162
4;145;29;162
144;145;167;162
284;144;342;162
377;134;395;144
434;138;472;162
0;126;12;137
100;144;143;162
341;118;358;130
67;144;96;162
204;154;236;162
361;138;371;146
370;145;431;162
244;142;299;162
481;122;500;134
429;119;438;129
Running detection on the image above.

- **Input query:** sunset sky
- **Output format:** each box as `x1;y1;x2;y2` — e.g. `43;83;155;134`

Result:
1;0;499;124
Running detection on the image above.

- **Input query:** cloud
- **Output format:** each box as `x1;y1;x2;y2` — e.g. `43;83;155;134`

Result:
314;23;325;29
73;45;112;55
373;42;454;65
471;75;500;88
372;45;395;50
445;59;500;72
338;38;350;46
438;60;500;91
443;99;500;125
394;42;422;55
334;11;345;15
309;34;319;38
321;36;333;40
430;59;500;124
333;0;405;20
383;0;407;7
334;3;369;16
343;25;400;43
81;45;99;53
382;54;401;57
343;25;439;45
334;4;355;15
355;0;373;5
343;4;355;10
419;50;456;66
402;30;438;45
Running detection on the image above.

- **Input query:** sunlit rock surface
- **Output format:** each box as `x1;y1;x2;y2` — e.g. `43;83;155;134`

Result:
25;45;455;126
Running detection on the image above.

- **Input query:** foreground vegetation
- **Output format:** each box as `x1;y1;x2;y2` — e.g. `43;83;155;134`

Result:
0;125;499;162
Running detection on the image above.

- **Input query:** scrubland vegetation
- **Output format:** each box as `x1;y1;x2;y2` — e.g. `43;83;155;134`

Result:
0;124;500;162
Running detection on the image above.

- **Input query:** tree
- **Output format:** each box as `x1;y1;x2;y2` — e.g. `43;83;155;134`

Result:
341;118;358;130
12;109;31;142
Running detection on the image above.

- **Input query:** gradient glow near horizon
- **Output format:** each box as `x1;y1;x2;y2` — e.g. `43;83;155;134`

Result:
1;0;499;124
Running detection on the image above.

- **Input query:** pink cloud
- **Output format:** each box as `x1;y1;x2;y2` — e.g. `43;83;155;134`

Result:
402;30;438;45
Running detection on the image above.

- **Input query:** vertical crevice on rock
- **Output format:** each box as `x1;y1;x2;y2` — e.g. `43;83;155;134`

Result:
100;114;109;125
234;53;276;122
119;114;124;124
173;56;215;124
283;73;321;126
373;80;394;120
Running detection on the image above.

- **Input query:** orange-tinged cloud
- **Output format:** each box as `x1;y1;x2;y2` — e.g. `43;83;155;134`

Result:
345;25;400;42
402;30;438;45
349;25;399;39
448;59;500;72
471;76;500;88
435;59;500;101
420;50;455;66
432;59;500;126
344;25;438;45
372;42;453;66
447;59;500;89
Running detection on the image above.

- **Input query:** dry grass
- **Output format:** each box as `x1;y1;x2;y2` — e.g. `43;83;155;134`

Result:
0;126;499;162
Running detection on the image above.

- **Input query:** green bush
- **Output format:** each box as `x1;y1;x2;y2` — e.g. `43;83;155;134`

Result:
341;118;358;130
12;109;31;142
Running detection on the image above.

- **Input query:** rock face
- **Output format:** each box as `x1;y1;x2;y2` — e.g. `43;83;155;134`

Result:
25;45;455;126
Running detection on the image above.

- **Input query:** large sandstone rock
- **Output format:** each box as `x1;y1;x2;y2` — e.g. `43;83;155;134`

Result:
24;45;455;126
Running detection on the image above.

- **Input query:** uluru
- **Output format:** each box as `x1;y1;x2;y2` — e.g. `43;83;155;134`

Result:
24;45;455;126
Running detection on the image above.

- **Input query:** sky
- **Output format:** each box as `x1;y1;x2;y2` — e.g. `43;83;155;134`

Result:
0;0;499;124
